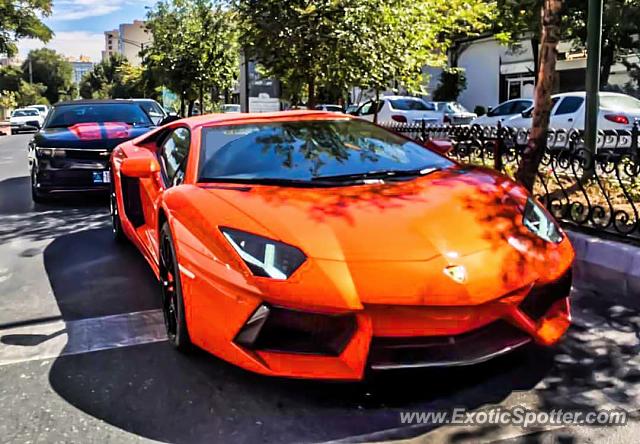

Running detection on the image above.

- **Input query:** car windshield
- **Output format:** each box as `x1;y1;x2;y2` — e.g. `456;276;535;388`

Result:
447;102;469;113
199;119;452;184
45;104;153;128
389;99;432;111
137;101;164;116
600;94;640;110
13;110;40;117
222;104;241;112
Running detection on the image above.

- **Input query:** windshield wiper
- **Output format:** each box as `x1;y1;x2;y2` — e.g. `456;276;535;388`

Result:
313;167;440;183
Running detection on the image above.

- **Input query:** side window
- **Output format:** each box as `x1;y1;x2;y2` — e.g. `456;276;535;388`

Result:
512;101;533;114
487;103;510;117
160;127;191;187
554;97;584;115
359;101;379;116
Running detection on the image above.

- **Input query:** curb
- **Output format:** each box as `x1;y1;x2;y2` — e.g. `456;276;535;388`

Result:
568;230;640;296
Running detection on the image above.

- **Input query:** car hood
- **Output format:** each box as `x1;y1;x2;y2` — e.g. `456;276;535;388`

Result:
201;166;532;262
34;123;154;149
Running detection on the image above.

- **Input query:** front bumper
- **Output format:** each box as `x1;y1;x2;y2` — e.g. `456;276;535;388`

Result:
11;122;40;132
33;155;111;194
220;271;572;380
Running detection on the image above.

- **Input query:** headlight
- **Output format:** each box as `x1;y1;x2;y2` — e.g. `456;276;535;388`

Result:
220;227;306;279
36;147;54;158
35;147;65;158
522;198;563;243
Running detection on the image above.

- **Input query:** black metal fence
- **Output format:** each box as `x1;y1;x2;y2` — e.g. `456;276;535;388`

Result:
383;122;640;243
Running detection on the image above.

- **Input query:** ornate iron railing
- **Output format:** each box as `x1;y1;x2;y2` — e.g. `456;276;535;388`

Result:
382;122;640;242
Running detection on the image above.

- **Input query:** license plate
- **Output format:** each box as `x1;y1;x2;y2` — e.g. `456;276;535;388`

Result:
93;171;111;184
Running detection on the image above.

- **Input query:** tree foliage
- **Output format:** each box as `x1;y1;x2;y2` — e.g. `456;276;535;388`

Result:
144;0;239;115
79;54;154;99
0;0;53;57
0;64;48;105
237;0;494;107
21;48;74;104
432;69;468;101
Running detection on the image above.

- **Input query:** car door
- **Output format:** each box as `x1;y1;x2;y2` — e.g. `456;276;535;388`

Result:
480;101;516;125
139;126;191;260
356;101;378;122
550;96;584;129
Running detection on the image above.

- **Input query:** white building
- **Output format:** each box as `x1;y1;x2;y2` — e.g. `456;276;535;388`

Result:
102;20;151;66
69;57;94;84
454;36;635;112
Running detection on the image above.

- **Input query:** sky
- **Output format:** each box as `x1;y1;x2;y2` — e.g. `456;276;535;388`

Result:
18;0;157;62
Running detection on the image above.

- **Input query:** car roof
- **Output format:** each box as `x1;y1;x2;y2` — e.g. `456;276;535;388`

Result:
382;95;425;101
54;99;139;107
14;107;40;111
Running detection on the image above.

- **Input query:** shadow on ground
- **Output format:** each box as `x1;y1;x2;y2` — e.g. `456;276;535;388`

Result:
0;175;109;245
38;226;558;443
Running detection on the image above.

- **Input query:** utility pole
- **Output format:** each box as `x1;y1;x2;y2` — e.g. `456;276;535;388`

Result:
28;59;33;84
584;0;603;154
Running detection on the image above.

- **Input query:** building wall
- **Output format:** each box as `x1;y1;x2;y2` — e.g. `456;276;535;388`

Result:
457;38;506;111
118;20;151;66
103;30;119;61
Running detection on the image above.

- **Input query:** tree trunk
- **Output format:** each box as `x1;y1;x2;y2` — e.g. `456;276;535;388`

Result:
373;89;380;124
307;76;316;109
199;83;205;115
180;93;186;117
188;100;195;117
516;0;563;192
531;37;540;78
600;44;615;88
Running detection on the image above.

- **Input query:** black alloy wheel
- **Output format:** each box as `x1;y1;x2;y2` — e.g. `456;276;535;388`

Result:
159;223;192;351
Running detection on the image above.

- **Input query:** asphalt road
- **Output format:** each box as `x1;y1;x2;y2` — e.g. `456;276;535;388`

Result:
0;133;639;444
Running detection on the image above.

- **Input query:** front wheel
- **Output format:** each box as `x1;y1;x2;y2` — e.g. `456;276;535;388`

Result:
110;181;126;243
31;169;46;204
160;223;192;352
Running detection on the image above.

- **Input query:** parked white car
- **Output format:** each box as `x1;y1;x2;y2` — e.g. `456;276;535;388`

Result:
470;98;534;126
430;101;477;125
353;96;440;125
506;92;640;130
10;108;44;134
314;104;344;113
27;104;49;118
222;104;241;113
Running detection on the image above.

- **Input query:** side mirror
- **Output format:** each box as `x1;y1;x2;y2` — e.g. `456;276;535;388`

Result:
158;115;181;126
121;157;160;178
424;138;453;155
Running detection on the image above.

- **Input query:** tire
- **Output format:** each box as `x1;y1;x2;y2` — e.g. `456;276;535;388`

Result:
159;222;192;352
11;129;16;135
110;180;126;243
31;169;47;204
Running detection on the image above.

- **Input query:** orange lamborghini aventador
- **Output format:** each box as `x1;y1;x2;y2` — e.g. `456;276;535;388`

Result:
110;111;574;380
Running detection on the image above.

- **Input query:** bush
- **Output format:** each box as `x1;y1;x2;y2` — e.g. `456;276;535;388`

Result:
474;105;487;116
432;69;467;101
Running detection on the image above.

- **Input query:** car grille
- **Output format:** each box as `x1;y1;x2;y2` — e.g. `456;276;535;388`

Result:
368;320;531;370
59;148;110;161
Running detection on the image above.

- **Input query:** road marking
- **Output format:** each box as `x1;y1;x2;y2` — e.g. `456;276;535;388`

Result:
0;309;167;366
